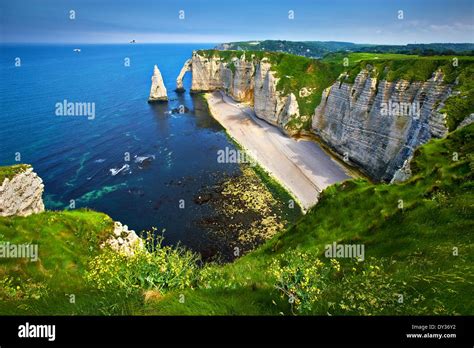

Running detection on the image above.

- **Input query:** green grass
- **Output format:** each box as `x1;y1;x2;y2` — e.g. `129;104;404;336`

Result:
142;124;474;315
441;64;474;131
0;164;30;184
0;125;472;315
323;52;474;82
0;210;134;314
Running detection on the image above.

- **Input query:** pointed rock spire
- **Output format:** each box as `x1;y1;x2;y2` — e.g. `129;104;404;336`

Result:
148;65;168;102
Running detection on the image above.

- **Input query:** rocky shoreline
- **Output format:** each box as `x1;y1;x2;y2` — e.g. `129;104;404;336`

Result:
194;164;294;262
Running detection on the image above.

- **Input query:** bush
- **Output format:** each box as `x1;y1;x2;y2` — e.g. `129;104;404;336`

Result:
270;250;413;315
85;232;200;295
270;250;333;314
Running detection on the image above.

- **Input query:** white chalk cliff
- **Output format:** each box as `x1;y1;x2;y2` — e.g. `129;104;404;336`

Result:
0;166;45;217
185;52;299;129
312;69;450;181
179;51;466;182
148;65;168;102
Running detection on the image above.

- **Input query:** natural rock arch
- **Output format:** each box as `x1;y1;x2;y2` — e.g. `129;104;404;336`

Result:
175;59;192;92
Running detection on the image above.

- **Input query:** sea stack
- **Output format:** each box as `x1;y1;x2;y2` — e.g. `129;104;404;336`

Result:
176;58;192;92
148;65;168;103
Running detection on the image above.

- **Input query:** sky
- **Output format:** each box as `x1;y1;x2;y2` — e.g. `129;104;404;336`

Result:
1;0;473;44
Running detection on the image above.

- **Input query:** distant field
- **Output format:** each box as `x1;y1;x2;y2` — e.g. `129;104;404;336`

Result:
322;52;474;65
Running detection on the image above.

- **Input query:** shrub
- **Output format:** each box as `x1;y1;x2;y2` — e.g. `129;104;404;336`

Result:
270;251;413;315
85;233;200;295
270;250;331;314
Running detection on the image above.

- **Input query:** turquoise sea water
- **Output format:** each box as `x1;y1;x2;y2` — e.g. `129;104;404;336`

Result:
0;43;242;253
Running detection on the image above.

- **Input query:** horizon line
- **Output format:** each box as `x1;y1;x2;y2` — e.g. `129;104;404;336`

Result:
1;41;473;46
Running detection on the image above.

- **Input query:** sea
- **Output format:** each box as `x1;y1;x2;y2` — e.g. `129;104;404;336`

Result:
0;43;243;252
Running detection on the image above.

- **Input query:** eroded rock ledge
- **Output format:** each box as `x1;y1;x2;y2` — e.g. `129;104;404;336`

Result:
105;221;144;256
1;164;143;257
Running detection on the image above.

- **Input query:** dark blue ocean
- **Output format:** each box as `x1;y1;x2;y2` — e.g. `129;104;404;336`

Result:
0;44;242;252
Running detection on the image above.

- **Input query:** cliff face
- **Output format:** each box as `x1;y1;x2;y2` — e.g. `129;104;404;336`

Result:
148;65;168;102
190;52;227;92
183;50;468;182
188;52;300;129
312;69;450;181
0;166;45;217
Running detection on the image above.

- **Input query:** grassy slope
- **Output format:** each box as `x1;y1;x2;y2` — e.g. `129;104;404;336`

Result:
0;125;472;315
197;50;474;131
143;124;474;315
0;210;142;314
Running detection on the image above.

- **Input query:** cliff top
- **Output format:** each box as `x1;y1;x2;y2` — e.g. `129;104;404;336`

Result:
324;52;474;83
0;164;30;184
196;49;474;131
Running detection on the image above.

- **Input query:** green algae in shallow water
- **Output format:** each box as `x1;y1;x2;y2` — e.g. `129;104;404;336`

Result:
196;164;301;262
76;183;128;206
222;131;303;218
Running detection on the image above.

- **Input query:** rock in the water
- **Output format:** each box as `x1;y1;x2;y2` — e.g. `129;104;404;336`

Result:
193;193;212;205
176;58;192;92
0;165;45;217
170;106;190;114
148;65;168;103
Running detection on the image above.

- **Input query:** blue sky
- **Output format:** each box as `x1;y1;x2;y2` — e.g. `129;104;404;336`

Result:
1;0;473;44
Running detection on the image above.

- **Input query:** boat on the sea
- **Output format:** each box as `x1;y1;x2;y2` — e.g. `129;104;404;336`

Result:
73;48;81;52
